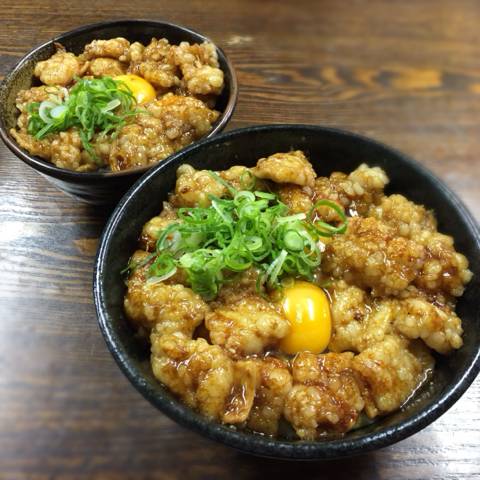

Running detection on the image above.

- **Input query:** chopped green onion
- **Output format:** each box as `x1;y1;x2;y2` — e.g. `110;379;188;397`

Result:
127;174;348;300
50;105;68;120
39;100;58;123
284;230;304;251
26;76;140;165
309;199;348;236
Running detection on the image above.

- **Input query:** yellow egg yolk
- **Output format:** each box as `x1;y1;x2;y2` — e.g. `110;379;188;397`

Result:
279;281;332;355
114;74;156;104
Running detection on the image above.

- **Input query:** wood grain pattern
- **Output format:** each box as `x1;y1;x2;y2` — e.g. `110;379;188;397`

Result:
0;1;479;478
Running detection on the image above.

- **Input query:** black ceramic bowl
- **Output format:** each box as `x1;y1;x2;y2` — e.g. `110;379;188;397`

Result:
94;125;480;460
0;19;237;205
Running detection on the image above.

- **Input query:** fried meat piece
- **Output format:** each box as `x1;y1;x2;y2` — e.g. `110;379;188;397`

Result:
323;217;425;296
247;357;292;436
34;48;82;86
83;37;130;59
87;57;126;77
174;41;224;95
124;280;209;335
368;194;436;238
140;202;179;251
314;164;388;219
128;38;180;90
205;296;290;358
252;150;317;187
352;336;433;417
393;297;463;354
169;164;248;207
284;352;365;439
151;333;234;420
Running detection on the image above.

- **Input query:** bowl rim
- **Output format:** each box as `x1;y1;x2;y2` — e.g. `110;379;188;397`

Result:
94;124;480;460
0;18;238;182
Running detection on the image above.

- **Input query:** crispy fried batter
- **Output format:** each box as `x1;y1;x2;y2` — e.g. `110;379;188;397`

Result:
124;280;209;335
393;297;463;354
247;357;292;436
314;164;388;219
328;279;463;355
205;296;290;358
323;217;425;296
368;194;436;238
252;150;317;187
352;336;433;417
174;41;224;96
129;38;180;90
109;94;218;171
34;49;82;86
83;37;130;59
284;352;365;439
87;57;126;77
151;333;234;419
169;164;249;207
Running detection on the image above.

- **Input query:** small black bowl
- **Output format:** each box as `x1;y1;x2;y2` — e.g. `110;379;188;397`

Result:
0;19;237;205
94;125;480;460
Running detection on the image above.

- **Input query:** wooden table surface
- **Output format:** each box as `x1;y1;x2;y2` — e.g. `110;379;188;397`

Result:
1;1;479;478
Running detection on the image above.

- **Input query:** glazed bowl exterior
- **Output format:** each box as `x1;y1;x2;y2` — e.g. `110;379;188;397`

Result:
94;125;480;459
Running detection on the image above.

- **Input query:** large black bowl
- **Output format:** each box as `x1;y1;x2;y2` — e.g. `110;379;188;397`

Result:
0;19;237;205
94;125;480;460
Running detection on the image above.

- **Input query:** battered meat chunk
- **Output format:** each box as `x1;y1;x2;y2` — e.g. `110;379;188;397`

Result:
169;164;226;207
9;129;53;160
124;280;209;335
393;297;463;354
87;57;126;77
284;352;365;439
328;280;367;352
352;336;433;417
34;48;82;86
247;357;292;436
328;280;463;354
323;217;425;296
328;280;397;352
50;129;97;172
415;230;472;297
140;202;179;251
314;164;388;219
325;215;471;297
169;164;249;207
83;37;130;59
151;332;234;420
212;268;262;306
276;163;389;221
205;296;290;358
108;114;173;171
123;41;145;63
223;359;260;424
368;194;436;238
15;85;66;111
147;93;219;145
174;41;224;95
128;38;180;90
109;94;218;171
276;184;314;214
252;151;317;187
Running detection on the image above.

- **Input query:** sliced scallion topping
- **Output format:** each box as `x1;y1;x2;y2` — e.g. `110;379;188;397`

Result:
127;177;348;300
26;76;141;164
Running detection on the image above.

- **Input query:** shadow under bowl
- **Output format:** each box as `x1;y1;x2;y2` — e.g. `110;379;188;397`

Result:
94;124;480;460
0;19;237;205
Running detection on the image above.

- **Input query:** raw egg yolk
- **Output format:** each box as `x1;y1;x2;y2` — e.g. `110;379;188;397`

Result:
279;281;331;355
114;74;156;104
